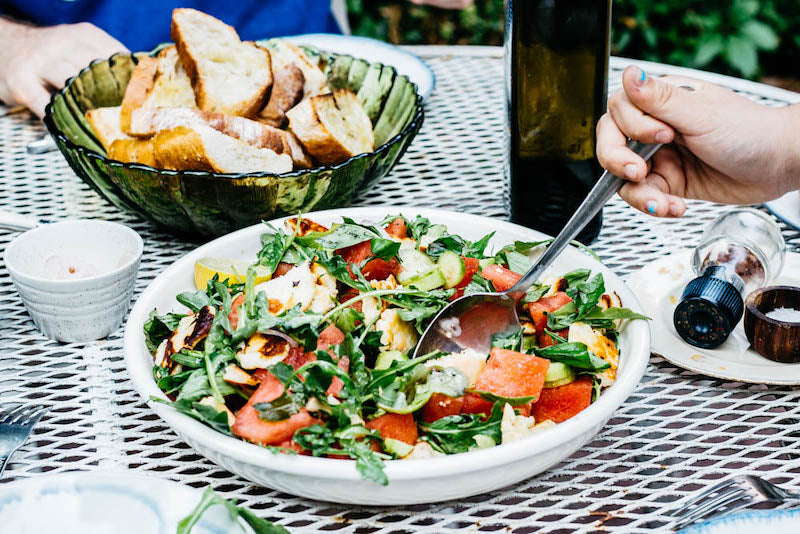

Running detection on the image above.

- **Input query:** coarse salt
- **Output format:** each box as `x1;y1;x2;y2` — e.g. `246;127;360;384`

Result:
765;307;800;323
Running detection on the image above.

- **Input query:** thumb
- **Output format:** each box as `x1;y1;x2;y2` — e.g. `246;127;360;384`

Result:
622;66;703;133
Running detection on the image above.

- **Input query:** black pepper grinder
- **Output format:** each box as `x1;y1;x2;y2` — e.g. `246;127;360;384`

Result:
674;209;786;348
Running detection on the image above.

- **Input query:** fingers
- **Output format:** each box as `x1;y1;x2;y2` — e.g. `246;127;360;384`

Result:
41;58;85;91
620;65;706;133
619;174;686;218
607;88;674;145
596;113;649;181
8;75;51;118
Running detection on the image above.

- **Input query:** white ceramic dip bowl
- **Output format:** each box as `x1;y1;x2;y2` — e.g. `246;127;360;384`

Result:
4;219;143;343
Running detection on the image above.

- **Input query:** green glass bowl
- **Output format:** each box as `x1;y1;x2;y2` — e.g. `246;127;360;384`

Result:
43;42;424;237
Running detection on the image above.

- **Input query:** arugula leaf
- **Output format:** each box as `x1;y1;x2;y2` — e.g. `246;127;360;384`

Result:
176;290;211;313
156;369;194;394
152;397;233;436
427;232;494;259
419;403;504;454
535;342;610;372
333;306;364;334
177;487;290;534
370;238;401;261
543;329;568;344
257;223;298;275
293;424;388;485
471;390;537;406
463;232;494;257
297;223;378;250
142;310;185;353
491;328;522;351
406;215;432;241
269;361;295;386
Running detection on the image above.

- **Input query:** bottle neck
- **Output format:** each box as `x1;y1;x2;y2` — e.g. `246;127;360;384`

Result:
700;265;745;295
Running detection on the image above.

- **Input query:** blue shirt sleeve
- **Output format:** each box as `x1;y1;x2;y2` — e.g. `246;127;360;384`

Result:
0;0;340;52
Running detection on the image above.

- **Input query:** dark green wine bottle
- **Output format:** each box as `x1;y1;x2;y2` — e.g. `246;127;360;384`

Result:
505;0;612;244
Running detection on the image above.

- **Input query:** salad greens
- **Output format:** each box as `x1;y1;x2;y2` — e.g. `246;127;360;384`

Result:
146;214;647;485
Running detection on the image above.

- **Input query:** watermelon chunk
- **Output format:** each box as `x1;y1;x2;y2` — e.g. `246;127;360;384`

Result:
531;376;593;423
422;393;465;422
481;264;522;292
451;257;481;300
362;258;401;281
231;371;317;446
528;291;573;334
476;348;550;399
317;324;345;350
365;413;419;445
228;293;245;331
385;217;408;239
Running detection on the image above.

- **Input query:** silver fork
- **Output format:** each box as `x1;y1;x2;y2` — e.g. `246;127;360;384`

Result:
0;405;48;477
671;475;800;530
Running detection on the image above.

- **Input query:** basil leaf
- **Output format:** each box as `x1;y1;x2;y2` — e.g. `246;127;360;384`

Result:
521;284;549;305
370;237;401;261
535;342;610;372
582;306;651;322
543;329;568;344
571;273;605;316
426;235;466;259
269;361;295;386
491;328;522;351
257;226;293;274
177;487;289;534
156;369;194;394
501;250;532;274
471;390;537;406
255;393;305;422
142;310;184;353
152;397;233;436
563;268;591;286
464;273;494;296
406;215;432;240
463;232;495;257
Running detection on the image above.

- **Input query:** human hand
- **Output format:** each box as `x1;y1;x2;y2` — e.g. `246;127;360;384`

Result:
409;0;474;9
597;65;800;217
0;20;127;118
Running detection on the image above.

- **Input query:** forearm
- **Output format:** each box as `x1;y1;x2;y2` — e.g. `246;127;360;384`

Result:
779;104;800;193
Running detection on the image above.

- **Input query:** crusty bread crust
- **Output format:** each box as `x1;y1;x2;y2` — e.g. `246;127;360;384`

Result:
287;89;374;165
171;9;272;117
152;125;293;174
108;138;157;167
258;63;304;128
120;57;158;133
85;106;129;150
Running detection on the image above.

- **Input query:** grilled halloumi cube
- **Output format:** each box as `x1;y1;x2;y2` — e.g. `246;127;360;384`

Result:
236;332;291;369
284;216;328;237
568;321;619;383
253;261;337;314
403;441;445;460
223;364;258;386
426;348;486;387
154;306;215;372
375;308;418;354
501;403;556;443
362;275;399;325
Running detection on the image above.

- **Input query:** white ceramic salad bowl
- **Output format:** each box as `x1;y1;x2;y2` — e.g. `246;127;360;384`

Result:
124;207;651;505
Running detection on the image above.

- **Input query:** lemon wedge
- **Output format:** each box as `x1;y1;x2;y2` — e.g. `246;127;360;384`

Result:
194;258;272;290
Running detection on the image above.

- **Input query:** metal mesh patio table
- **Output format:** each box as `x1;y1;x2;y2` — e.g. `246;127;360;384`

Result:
1;45;800;533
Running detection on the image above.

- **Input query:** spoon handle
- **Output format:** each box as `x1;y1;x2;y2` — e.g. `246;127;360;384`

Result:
506;140;662;300
0;210;41;232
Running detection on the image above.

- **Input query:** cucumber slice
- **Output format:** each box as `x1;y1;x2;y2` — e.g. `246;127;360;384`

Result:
383;437;414;458
419;224;447;249
437;250;466;289
374;350;408;370
397;248;435;284
478;258;496;270
406;268;446;291
544;362;576;388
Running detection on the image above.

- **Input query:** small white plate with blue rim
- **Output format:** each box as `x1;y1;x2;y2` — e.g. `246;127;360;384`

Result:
285;34;435;101
0;471;240;534
678;509;800;533
627;249;800;384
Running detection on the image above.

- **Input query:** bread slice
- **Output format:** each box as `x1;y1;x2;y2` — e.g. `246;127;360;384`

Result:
152;125;293;174
85;106;129;150
268;40;328;98
258;63;304;128
287;89;374;165
107;138;157;167
171;8;272;116
128;107;310;168
120;47;196;135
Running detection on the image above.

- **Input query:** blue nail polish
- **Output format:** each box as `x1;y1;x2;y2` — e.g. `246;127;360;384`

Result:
647;201;656;214
640;68;647;83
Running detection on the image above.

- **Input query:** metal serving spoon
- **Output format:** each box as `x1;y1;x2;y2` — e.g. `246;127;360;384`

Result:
413;140;662;358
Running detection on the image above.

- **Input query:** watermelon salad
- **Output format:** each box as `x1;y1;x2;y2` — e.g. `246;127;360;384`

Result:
144;214;648;484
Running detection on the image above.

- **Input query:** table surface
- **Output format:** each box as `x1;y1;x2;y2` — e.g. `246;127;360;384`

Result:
2;46;800;534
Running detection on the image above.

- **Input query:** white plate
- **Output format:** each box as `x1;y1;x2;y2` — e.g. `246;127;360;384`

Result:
765;191;800;231
123;206;650;505
0;471;239;534
285;34;435;100
679;510;800;533
628;250;800;384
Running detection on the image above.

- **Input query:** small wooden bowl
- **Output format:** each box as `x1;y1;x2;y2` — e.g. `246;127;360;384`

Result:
744;286;800;363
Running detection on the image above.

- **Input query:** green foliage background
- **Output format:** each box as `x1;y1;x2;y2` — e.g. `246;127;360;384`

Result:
346;0;800;80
